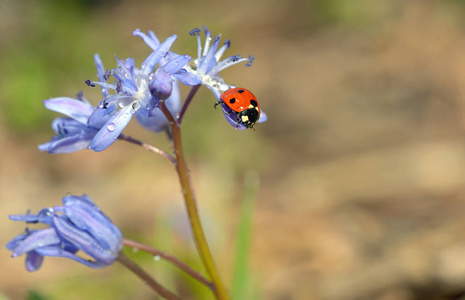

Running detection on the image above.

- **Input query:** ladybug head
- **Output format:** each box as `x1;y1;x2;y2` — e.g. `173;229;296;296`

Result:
238;107;260;129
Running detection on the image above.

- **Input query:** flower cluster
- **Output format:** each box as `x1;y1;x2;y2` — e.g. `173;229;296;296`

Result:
39;27;266;154
6;194;123;271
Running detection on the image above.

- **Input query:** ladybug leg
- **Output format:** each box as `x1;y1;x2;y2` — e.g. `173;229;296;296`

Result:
214;100;223;109
235;111;245;129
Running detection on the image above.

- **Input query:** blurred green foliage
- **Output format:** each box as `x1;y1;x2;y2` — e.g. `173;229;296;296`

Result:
27;291;49;300
1;0;112;132
231;171;261;300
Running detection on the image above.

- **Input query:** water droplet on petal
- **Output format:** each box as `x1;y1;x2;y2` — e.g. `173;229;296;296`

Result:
107;122;116;132
153;255;161;261
132;101;141;110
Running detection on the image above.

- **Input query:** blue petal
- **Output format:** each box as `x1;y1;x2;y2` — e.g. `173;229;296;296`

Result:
63;196;122;252
6;233;29;250
174;70;202;86
51;117;87;135
148;30;160;45
258;111;267;123
94;54;109;98
39;131;97;153
44;98;93;124
135;107;167;133
87;107;113;129
199;36;220;75
220;103;246;130
113;55;137;90
140;35;177;76
11;228;61;257
25;251;44;272
9;208;54;225
133;29;160;50
167;79;181;116
123;57;135;73
161;55;191;74
53;216;119;265
89;103;138;152
62;194;95;207
35;245;107;269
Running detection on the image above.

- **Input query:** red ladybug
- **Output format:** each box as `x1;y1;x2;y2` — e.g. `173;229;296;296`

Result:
215;87;261;129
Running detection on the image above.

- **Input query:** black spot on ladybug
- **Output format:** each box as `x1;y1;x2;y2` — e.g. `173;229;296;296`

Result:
238;90;245;93
250;99;258;107
229;98;236;104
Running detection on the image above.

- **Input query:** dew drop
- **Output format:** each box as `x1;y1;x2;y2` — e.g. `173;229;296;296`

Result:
107;122;116;132
153;255;161;261
132;248;139;253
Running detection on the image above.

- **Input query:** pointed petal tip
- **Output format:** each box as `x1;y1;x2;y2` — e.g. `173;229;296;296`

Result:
132;28;144;37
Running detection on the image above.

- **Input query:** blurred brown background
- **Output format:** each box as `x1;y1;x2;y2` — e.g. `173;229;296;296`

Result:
2;0;465;299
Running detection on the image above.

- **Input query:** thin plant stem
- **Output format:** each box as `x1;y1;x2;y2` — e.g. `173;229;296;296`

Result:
118;134;176;164
159;99;230;300
117;253;180;300
123;238;213;289
177;84;201;125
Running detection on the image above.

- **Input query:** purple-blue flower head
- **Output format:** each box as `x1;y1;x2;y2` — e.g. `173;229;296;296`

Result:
6;194;123;271
175;26;254;100
88;31;190;136
39;94;114;153
136;27;267;129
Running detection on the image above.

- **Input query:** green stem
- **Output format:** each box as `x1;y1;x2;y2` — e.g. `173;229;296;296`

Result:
160;100;230;300
117;253;180;300
123;238;213;289
118;134;176;164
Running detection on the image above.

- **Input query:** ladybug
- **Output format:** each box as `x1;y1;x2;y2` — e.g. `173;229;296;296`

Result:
215;87;261;129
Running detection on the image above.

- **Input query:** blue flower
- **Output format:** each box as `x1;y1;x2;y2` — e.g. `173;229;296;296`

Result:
174;26;267;129
173;27;252;99
6;194;123;271
89;31;190;137
38;93;113;153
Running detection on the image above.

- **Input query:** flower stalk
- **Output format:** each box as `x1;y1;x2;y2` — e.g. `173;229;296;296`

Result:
118;134;176;164
123;238;212;289
159;100;229;300
117;253;180;300
177;84;201;124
